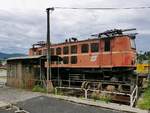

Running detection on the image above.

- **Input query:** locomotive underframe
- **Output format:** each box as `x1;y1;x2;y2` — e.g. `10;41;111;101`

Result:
49;67;138;106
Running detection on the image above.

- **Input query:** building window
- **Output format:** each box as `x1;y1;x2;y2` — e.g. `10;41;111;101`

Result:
71;56;77;64
56;47;61;55
91;43;99;52
104;39;110;51
71;45;77;54
81;44;89;53
63;46;69;54
50;48;54;55
63;56;69;64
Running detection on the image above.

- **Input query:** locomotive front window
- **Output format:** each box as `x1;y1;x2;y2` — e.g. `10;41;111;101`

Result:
71;45;77;54
81;44;89;53
63;46;69;54
91;43;99;52
104;39;110;51
130;38;136;49
56;47;61;55
71;56;77;64
63;56;69;64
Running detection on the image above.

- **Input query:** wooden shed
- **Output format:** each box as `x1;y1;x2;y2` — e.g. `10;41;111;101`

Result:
7;55;62;89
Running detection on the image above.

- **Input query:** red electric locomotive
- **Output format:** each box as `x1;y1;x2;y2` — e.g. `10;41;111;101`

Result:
29;28;138;100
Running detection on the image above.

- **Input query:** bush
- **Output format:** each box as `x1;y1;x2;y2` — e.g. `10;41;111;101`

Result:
32;85;47;93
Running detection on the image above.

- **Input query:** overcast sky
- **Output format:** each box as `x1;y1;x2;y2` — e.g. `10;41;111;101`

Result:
0;0;150;54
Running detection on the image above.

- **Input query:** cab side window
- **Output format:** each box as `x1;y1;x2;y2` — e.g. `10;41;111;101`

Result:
81;44;89;53
56;47;61;55
91;43;99;52
104;39;110;51
71;45;77;54
63;46;69;54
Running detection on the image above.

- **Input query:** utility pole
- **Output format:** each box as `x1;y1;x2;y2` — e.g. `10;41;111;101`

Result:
46;7;54;92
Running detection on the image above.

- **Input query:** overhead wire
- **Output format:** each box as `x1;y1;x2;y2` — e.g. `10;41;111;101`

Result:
53;6;150;10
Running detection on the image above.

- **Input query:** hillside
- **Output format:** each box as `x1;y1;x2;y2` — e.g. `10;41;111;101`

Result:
0;52;26;60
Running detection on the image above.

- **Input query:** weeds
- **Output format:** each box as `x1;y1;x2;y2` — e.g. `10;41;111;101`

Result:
32;85;47;93
91;92;111;103
137;82;150;110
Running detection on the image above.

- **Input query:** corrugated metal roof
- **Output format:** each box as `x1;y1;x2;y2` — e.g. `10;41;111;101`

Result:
7;55;44;61
7;55;63;61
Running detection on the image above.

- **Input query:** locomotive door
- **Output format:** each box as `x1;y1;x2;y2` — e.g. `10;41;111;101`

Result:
101;38;112;67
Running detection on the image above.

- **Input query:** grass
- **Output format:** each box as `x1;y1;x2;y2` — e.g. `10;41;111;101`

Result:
32;85;47;93
91;92;111;103
137;82;150;110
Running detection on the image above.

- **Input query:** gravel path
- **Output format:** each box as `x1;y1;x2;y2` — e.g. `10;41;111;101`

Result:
0;87;40;103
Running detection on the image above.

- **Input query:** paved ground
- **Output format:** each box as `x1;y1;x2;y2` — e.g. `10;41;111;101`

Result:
0;87;126;113
1;96;125;113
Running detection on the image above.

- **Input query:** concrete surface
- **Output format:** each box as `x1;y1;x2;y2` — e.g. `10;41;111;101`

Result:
46;94;148;113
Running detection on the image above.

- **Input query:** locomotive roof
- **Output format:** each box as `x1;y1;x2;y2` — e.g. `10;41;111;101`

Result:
31;33;136;49
50;34;134;47
31;28;137;48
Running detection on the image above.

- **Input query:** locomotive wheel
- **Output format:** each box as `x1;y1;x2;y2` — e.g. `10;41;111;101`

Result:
81;81;91;89
106;85;116;92
86;83;91;89
84;82;90;89
81;81;87;89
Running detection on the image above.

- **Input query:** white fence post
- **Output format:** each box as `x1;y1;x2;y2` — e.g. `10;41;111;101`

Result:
84;89;88;99
55;87;57;95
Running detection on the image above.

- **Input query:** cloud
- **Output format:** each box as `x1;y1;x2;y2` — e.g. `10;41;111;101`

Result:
0;0;150;53
0;9;47;53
